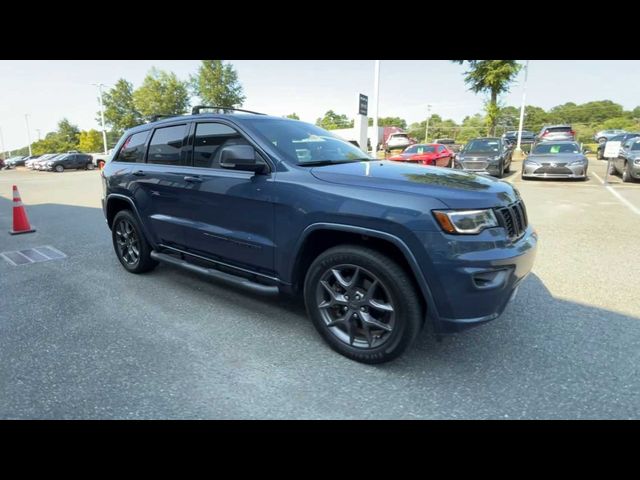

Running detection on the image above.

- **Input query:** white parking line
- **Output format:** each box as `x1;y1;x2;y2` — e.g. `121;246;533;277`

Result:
592;171;640;216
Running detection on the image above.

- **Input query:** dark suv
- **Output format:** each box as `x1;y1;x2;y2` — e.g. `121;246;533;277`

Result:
101;109;537;364
46;153;94;172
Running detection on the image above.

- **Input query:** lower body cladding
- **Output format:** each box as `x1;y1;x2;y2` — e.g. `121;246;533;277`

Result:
522;163;587;179
416;226;538;333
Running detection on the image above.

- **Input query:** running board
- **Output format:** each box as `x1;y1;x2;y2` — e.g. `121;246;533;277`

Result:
150;251;279;295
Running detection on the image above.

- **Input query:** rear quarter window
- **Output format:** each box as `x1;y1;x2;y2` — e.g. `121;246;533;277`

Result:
114;131;150;163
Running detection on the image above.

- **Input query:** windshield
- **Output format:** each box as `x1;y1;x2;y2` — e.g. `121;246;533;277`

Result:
532;143;580;154
245;119;371;165
463;139;501;154
404;145;435;154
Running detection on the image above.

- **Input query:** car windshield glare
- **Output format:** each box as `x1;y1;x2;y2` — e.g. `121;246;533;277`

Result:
405;145;435;154
246;119;371;165
532;143;580;154
463;140;500;154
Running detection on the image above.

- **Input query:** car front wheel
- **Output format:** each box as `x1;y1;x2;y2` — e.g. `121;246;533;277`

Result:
54;165;64;173
304;245;422;364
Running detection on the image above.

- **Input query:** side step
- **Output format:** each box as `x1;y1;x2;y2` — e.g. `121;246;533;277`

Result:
150;251;279;295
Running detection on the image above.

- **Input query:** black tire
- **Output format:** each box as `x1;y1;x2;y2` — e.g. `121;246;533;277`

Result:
597;149;604;160
495;161;504;178
54;165;64;173
303;245;422;364
504;159;511;173
86;162;95;170
111;210;157;274
597;137;607;144
622;162;634;183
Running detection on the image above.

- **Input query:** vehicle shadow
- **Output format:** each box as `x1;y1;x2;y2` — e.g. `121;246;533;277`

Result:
1;197;638;418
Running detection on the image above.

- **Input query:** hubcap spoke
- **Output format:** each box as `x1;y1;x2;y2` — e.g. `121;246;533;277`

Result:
359;310;392;332
368;298;394;313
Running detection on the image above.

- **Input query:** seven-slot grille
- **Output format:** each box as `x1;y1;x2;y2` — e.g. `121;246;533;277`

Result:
494;201;528;239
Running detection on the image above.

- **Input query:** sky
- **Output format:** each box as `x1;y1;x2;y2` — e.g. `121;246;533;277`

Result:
1;60;639;151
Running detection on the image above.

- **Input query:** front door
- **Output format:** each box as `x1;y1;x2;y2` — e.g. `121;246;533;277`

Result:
177;121;276;274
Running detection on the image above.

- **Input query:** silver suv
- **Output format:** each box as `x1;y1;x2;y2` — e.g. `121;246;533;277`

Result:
536;125;576;142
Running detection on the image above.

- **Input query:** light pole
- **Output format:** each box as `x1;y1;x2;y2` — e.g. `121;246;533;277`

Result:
92;82;108;154
424;105;432;143
515;60;530;153
371;61;380;155
24;114;32;156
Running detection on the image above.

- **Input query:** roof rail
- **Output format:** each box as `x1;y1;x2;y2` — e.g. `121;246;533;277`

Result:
148;114;179;123
191;105;266;116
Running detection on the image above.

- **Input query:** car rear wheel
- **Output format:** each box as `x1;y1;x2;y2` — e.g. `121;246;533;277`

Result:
112;210;158;274
609;163;617;176
304;245;422;364
86;162;95;170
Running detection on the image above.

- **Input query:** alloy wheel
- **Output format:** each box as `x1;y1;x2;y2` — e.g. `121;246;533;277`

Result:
115;219;140;266
315;264;395;349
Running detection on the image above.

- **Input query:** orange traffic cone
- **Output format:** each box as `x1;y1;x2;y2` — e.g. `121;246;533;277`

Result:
9;185;36;235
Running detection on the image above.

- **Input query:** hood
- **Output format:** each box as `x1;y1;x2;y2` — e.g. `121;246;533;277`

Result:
310;161;518;209
526;153;586;163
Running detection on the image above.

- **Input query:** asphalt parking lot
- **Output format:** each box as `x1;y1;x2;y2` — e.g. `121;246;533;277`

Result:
1;159;639;419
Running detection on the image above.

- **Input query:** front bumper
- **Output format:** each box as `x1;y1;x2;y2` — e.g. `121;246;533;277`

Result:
522;162;587;178
455;159;502;177
416;226;538;333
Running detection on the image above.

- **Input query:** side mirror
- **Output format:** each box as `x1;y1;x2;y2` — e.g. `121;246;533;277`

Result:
220;145;265;173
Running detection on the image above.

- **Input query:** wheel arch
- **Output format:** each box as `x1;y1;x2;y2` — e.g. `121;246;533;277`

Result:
105;194;155;243
289;223;441;325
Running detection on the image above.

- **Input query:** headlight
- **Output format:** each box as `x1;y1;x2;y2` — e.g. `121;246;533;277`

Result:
524;160;540;166
634;159;640;166
568;159;586;166
47;162;54;166
433;209;498;234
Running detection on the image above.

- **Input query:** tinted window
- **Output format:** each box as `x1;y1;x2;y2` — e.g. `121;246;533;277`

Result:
147;125;188;166
546;127;572;133
193;123;250;169
629;141;640;151
114;131;150;163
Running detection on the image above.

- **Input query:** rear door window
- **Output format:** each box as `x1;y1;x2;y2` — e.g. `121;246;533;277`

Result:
114;131;150;163
147;125;189;166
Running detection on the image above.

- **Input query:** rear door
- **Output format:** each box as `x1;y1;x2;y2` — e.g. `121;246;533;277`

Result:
132;123;192;249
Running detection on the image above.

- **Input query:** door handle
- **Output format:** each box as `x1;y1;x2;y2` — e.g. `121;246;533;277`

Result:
132;170;145;176
184;176;203;183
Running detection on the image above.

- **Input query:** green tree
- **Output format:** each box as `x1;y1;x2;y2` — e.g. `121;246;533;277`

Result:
102;79;143;134
315;110;353;130
134;68;190;119
78;129;104;152
453;60;522;135
368;117;407;129
285;113;300;120
190;60;245;108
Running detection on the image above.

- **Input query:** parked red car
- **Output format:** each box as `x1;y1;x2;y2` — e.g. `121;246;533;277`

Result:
388;143;454;167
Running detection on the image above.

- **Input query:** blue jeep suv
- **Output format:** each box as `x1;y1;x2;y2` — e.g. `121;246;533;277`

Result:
101;107;537;364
